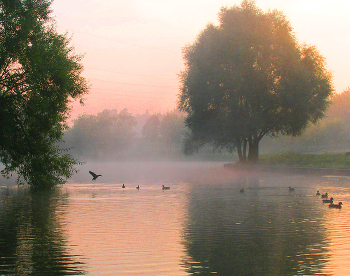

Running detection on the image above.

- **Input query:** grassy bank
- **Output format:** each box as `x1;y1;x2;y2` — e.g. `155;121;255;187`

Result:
259;152;350;169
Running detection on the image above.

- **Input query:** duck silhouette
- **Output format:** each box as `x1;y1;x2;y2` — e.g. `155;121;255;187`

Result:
322;197;334;203
136;185;139;190
89;171;101;180
240;188;244;193
329;202;343;209
162;185;170;190
122;184;125;189
316;191;321;196
289;186;295;192
321;193;328;198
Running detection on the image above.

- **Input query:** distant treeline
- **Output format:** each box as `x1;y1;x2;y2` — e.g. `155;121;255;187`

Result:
62;109;235;161
62;88;350;161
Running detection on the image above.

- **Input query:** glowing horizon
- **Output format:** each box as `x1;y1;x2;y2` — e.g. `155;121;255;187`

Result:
52;0;350;121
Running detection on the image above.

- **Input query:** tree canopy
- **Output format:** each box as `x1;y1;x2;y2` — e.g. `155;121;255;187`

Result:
263;87;350;153
0;0;88;188
62;109;186;160
68;109;137;159
142;114;160;144
327;87;350;125
178;0;333;162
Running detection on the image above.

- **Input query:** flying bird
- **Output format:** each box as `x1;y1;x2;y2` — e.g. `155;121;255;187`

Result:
89;171;102;180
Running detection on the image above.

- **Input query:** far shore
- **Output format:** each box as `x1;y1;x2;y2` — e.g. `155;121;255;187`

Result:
224;162;350;176
224;152;350;176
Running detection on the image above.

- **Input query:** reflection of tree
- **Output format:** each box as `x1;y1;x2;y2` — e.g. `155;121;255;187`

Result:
182;177;330;275
0;187;85;275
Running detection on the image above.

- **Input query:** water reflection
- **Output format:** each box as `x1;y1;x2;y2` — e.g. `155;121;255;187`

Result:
1;163;350;275
61;182;188;275
182;176;330;275
0;187;86;276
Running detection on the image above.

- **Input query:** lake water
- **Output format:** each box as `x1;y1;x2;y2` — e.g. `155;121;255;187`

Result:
1;161;350;275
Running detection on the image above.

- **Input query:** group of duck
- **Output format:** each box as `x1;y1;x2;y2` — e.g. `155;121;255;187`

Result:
316;191;343;209
288;186;342;209
123;184;170;190
89;171;170;190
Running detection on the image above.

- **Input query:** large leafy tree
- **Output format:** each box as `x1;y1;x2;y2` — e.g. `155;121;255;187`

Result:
178;0;333;162
0;0;88;188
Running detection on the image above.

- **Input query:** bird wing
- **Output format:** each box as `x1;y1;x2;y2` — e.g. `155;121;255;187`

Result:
89;171;97;178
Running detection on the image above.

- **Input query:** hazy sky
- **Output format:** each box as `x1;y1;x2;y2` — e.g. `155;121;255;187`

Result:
51;0;350;120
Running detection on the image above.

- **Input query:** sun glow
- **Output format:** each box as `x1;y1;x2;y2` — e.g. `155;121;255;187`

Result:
52;0;350;120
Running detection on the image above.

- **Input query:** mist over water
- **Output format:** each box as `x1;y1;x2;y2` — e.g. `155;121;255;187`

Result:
1;161;350;275
71;161;231;185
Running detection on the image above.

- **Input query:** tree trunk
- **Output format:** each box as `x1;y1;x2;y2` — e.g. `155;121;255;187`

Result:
248;139;259;163
237;143;243;162
236;139;247;163
242;139;247;162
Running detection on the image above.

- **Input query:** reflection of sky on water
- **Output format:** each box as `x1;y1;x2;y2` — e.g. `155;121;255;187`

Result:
1;162;350;275
318;183;350;275
62;183;189;275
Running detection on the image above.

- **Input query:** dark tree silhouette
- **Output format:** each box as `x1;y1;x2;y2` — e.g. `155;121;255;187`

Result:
0;0;88;188
178;0;333;163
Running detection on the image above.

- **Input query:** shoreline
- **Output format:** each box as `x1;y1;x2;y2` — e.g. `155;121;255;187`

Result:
224;163;350;176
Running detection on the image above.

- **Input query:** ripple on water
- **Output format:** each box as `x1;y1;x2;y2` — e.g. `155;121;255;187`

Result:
1;172;350;275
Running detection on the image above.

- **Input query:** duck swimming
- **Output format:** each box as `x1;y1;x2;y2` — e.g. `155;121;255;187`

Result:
162;185;170;190
289;186;295;192
136;185;139;190
321;192;328;198
316;191;321;196
329;202;343;209
322;197;334;203
240;188;244;193
122;184;125;189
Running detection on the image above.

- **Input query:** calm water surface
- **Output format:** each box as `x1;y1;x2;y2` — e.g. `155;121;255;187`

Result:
1;162;350;275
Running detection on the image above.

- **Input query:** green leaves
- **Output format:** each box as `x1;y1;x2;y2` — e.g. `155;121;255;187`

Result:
0;0;88;188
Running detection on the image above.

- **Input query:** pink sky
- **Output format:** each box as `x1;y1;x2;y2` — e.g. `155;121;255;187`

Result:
51;0;350;121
